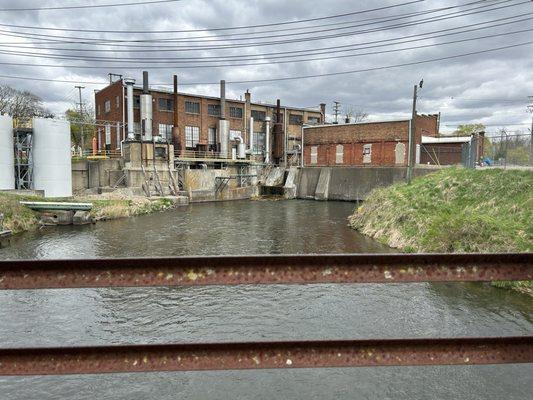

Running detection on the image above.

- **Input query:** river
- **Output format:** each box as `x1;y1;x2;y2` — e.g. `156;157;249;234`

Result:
0;200;531;399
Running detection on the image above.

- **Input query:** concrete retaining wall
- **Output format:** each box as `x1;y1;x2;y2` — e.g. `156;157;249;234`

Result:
72;159;123;192
297;166;437;201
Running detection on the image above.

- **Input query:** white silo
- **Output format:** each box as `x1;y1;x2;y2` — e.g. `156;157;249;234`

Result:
32;118;72;198
0;115;14;190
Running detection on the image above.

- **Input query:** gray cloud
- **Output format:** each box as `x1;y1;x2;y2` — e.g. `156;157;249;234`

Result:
0;0;531;133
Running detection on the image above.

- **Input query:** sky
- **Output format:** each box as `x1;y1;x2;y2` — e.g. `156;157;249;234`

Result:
0;0;531;134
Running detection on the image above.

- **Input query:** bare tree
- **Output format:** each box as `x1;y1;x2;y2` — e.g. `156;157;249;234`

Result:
0;85;52;124
344;105;368;123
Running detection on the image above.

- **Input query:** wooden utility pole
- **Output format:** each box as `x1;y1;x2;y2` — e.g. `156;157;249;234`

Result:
527;96;533;167
406;84;418;184
75;86;85;152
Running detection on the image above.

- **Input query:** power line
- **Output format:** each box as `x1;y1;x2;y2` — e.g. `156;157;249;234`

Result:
0;0;505;42
2;10;526;56
0;26;530;69
0;2;525;58
1;18;530;66
0;0;184;12
0;40;530;86
0;0;526;50
0;0;482;34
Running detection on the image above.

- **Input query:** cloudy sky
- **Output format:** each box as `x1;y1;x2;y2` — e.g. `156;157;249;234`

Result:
0;0;531;133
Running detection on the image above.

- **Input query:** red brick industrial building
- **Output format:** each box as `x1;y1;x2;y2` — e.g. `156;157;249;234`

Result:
303;114;439;167
94;76;324;162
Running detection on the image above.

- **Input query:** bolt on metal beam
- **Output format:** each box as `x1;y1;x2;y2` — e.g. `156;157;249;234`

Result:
0;253;530;290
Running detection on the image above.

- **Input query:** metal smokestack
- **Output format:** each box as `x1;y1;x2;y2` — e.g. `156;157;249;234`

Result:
123;77;135;140
220;80;226;119
143;71;149;94
172;75;179;147
140;71;153;140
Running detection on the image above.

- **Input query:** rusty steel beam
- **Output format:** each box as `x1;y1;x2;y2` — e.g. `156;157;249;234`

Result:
0;336;531;376
0;253;531;290
0;253;530;290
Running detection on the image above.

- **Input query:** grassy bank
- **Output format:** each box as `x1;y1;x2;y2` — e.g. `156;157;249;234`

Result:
0;191;178;235
348;168;532;294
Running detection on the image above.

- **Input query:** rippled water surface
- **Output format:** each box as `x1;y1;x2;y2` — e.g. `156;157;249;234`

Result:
0;200;531;399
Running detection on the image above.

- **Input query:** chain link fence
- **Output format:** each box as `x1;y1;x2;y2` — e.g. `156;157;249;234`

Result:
483;132;532;168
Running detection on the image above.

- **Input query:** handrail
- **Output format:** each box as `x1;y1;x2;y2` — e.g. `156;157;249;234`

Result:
0;253;531;376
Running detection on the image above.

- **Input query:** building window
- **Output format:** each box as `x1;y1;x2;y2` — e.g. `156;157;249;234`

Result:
158;98;174;112
307;116;320;124
158;124;173;140
116;96;120;108
116;123;121;149
185;101;200;114
251;110;266;121
255;132;266;153
185;126;200;148
229;130;242;140
133;122;141;134
363;144;372;164
133;95;140;109
335;144;344;164
230;106;243;118
105;124;111;145
207;104;221;117
208;127;217;150
97;105;101;116
310;146;318;165
104;100;111;113
289;114;303;125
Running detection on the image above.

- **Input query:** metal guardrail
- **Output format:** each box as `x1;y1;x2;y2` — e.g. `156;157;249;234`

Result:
0;253;531;376
175;150;228;159
72;150;122;159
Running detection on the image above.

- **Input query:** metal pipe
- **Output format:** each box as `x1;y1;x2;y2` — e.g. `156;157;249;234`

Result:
0;336;530;376
124;77;135;140
220;80;226;120
0;253;530;290
249;116;254;153
265;116;271;164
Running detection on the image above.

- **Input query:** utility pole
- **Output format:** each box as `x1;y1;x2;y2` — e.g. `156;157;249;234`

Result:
407;82;421;184
333;101;341;124
75;85;85;152
527;96;533;167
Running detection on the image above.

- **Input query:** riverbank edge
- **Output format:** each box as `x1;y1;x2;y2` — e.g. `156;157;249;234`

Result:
0;192;181;235
348;168;532;296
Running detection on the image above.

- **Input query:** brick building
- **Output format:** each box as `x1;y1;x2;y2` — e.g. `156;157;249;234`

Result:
303;114;439;167
94;76;324;163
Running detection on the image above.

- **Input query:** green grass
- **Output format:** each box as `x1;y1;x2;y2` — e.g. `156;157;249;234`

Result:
348;168;533;294
0;192;39;234
0;192;177;234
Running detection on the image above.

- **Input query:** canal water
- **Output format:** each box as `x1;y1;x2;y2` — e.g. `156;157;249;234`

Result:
0;200;531;399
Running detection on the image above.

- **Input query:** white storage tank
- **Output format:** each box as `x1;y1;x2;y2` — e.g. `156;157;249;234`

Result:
0;115;14;190
32;118;72;197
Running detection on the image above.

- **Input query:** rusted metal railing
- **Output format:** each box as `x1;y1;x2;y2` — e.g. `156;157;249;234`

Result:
0;253;531;376
0;253;530;290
